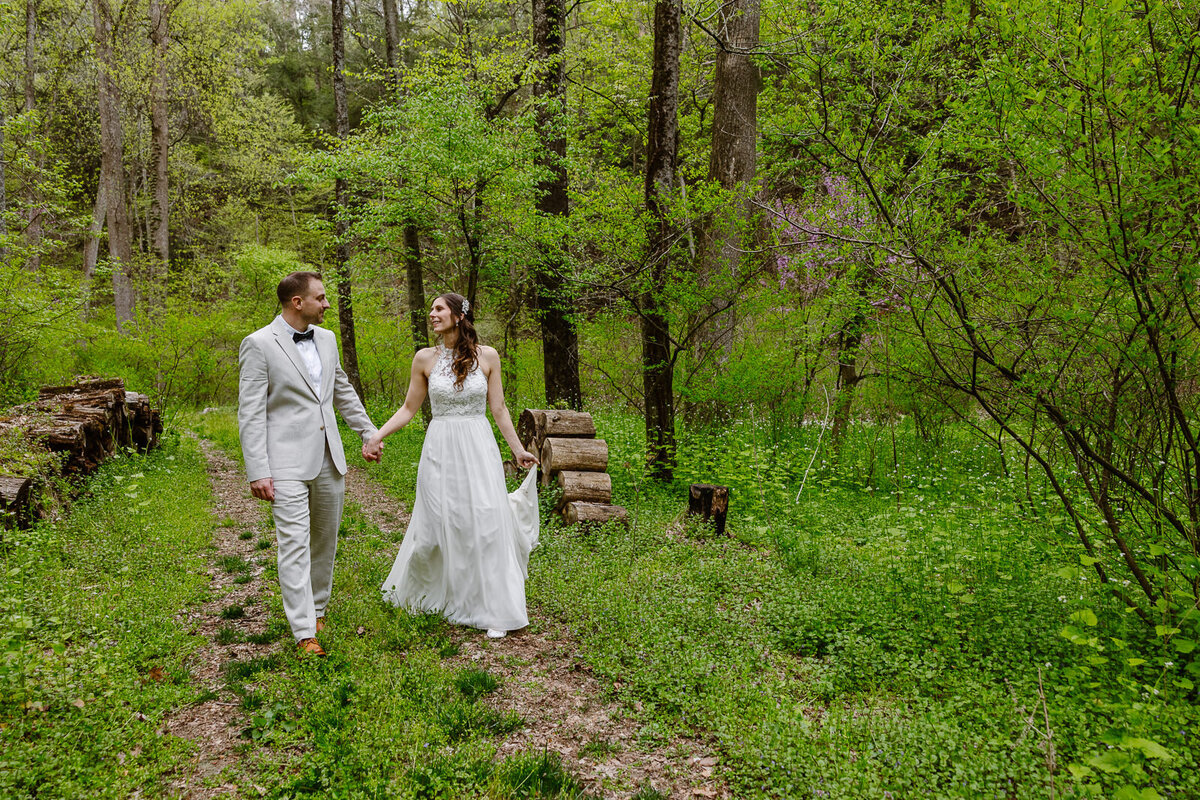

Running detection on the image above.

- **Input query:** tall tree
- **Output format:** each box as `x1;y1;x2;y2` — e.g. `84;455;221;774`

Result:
381;0;429;368
24;0;42;269
532;0;582;409
641;0;681;480
92;0;135;329
697;0;759;352
331;0;363;397
148;0;170;272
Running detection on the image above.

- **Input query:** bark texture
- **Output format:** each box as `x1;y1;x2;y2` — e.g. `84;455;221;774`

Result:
331;0;363;398
24;0;43;270
93;0;136;328
698;0;760;356
641;0;682;480
533;0;582;410
149;0;170;269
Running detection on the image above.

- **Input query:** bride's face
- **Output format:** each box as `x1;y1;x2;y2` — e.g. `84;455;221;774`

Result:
429;298;457;335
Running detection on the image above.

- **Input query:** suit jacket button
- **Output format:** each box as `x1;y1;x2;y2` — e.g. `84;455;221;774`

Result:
320;425;325;430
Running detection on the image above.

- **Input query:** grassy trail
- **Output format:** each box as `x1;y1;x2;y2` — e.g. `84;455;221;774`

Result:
5;408;1198;798
160;412;721;797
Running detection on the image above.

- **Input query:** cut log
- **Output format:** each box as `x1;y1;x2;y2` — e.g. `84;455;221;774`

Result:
0;475;35;528
39;376;126;399
556;470;611;506
518;408;596;452
124;392;162;452
542;409;595;438
517;409;546;450
562;501;628;528
541;437;608;475
688;483;730;535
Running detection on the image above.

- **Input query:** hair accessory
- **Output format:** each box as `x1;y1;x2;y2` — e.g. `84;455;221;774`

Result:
461;298;470;315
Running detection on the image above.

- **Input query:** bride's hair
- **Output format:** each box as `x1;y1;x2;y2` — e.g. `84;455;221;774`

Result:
438;293;478;390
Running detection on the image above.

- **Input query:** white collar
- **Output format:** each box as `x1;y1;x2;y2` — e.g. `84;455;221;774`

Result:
281;318;314;338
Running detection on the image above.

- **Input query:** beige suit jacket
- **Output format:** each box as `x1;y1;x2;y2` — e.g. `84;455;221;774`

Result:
237;315;377;483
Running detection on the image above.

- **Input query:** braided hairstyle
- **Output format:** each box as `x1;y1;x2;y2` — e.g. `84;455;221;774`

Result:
438;293;479;390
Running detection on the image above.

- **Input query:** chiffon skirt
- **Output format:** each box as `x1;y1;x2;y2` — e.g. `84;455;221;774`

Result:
381;414;539;631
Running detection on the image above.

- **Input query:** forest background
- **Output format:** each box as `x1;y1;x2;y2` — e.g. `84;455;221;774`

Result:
2;0;1199;797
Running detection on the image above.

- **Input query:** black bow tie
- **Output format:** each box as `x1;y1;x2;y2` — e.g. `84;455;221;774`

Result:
293;329;315;343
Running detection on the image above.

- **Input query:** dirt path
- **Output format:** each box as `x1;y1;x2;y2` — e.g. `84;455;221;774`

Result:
161;443;725;799
161;437;280;797
343;467;728;800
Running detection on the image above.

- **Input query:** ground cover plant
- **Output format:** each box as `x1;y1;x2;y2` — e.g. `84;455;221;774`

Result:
0;435;215;797
196;400;1199;799
182;409;587;798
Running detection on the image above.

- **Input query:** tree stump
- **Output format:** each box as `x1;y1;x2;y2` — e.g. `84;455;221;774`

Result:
688;483;730;535
562;501;629;528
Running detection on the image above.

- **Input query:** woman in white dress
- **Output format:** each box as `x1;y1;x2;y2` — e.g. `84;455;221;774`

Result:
363;293;540;638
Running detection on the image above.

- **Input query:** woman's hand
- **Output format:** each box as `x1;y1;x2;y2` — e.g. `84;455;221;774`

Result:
514;449;539;469
362;435;384;463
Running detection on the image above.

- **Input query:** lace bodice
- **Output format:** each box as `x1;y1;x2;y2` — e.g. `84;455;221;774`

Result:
428;345;487;418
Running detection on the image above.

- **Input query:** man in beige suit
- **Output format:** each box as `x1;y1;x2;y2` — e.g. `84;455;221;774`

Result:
238;271;380;656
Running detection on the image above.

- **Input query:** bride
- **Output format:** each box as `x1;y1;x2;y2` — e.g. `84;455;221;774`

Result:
363;293;539;638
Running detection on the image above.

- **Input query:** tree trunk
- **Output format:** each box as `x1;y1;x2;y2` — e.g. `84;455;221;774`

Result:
382;0;400;84
24;0;42;270
641;0;682;481
331;0;363;398
93;0;135;330
698;0;760;356
0;107;7;261
533;0;582;410
403;223;432;422
149;0;170;272
828;319;865;462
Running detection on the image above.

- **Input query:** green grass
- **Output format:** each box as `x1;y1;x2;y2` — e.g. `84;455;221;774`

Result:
18;406;1195;798
0;435;216;798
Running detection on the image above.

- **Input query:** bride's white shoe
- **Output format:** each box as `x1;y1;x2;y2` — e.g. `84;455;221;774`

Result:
486;629;507;639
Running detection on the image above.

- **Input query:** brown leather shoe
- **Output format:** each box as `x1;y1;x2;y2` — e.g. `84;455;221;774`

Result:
315;617;327;634
297;638;327;657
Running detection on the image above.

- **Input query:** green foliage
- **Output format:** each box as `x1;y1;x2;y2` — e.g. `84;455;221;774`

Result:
0;439;215;798
527;412;1199;799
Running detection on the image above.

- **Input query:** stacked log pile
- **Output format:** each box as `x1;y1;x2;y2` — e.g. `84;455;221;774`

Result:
518;409;628;528
0;377;163;527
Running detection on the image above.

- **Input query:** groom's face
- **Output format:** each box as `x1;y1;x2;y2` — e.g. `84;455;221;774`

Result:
295;279;331;326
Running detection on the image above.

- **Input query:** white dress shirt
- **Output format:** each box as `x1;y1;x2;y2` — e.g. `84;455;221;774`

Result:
283;320;322;388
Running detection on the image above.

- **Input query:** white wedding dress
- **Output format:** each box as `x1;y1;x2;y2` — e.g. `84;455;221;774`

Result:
381;345;539;632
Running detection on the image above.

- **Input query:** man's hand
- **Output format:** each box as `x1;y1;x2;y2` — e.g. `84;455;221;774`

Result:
250;478;275;501
362;437;384;463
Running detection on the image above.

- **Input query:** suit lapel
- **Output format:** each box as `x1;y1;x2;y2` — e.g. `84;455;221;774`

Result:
271;316;320;400
318;330;334;400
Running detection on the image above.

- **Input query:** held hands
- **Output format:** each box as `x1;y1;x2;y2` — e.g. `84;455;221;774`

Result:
514;449;539;469
362;436;384;463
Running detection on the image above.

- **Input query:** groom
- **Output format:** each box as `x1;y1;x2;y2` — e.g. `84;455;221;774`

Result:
238;271;380;656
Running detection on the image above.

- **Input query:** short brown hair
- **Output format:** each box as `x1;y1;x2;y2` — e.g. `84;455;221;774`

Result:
277;271;322;307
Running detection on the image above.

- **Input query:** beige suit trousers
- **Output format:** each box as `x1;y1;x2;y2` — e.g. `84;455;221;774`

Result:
272;446;344;641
